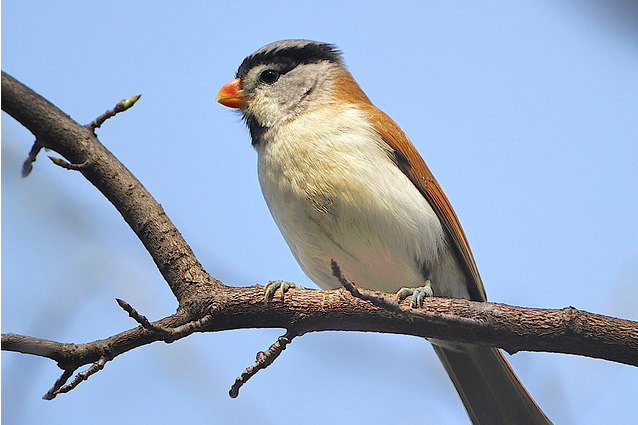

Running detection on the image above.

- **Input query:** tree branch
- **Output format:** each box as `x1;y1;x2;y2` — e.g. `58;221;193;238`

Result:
1;71;214;303
2;71;637;399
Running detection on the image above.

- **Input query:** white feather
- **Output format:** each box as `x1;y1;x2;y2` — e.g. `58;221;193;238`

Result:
257;104;468;298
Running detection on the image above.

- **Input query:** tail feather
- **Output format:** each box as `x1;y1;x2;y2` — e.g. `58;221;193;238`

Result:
433;344;552;425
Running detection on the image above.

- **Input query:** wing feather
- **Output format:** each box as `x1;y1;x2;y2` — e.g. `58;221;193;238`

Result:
332;71;486;301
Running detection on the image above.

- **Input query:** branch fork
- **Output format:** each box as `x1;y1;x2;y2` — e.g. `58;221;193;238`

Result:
116;298;215;343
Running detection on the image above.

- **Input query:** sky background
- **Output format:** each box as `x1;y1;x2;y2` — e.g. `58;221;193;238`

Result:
2;1;637;424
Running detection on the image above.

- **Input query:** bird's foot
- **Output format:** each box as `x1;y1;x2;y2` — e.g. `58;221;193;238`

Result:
396;280;433;308
264;280;297;304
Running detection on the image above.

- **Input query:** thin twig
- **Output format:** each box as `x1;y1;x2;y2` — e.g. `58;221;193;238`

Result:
229;331;297;398
21;140;43;177
48;156;88;171
87;94;141;131
331;259;404;313
52;356;108;398
43;369;74;400
162;314;215;342
116;298;215;342
116;298;157;331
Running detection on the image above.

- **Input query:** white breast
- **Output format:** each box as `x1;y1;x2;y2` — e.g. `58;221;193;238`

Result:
256;105;468;297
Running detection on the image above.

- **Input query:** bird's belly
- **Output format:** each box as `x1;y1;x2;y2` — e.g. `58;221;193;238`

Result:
256;106;470;298
258;145;451;294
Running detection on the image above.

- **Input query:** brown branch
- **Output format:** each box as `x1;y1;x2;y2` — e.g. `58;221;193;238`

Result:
229;331;298;398
47;356;108;399
2;71;637;400
43;369;74;400
115;298;216;343
3;285;637;378
1;71;215;303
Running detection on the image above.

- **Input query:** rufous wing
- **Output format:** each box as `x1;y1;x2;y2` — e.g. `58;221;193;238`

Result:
332;70;486;301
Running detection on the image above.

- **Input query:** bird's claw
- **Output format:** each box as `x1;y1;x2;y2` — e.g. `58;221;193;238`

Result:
396;280;433;308
264;280;297;304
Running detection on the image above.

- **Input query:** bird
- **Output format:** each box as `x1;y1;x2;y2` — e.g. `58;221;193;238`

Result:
216;39;553;425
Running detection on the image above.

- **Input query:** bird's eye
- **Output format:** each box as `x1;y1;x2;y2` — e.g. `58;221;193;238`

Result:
258;70;280;84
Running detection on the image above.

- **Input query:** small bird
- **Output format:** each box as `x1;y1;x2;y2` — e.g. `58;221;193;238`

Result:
217;39;552;425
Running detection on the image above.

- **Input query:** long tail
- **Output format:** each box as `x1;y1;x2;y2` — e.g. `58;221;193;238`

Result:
433;344;553;425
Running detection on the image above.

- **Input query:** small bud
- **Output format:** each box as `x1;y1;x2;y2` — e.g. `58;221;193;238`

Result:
48;156;71;168
115;298;131;312
116;94;142;112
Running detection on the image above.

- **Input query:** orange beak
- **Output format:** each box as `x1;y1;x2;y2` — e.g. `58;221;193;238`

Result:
216;78;246;108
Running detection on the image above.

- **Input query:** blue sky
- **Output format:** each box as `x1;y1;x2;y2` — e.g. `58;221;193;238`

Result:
2;1;637;424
